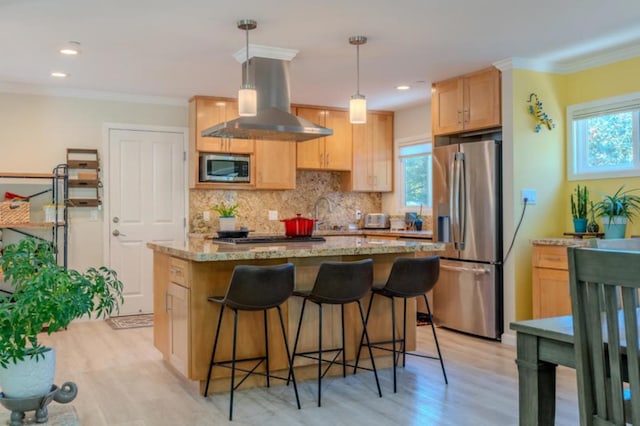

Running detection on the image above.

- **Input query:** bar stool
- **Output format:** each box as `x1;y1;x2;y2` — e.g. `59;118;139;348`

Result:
289;258;382;407
354;256;448;393
203;263;300;421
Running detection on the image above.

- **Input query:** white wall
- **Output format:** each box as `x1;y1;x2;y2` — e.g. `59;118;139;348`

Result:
382;102;431;214
0;91;188;271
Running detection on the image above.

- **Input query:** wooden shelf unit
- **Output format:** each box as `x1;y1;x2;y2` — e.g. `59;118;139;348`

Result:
66;148;101;207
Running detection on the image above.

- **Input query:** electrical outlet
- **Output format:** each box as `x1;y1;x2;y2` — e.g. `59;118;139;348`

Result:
355;210;362;220
202;211;210;222
268;210;278;221
521;189;537;205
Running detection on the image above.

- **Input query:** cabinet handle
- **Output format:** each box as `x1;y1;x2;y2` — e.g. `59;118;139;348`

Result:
457;111;462;124
165;290;170;313
170;268;182;275
319;153;323;166
326;153;330;166
543;256;562;262
463;109;469;124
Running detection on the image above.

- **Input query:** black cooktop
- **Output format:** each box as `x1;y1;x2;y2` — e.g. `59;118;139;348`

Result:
212;236;326;245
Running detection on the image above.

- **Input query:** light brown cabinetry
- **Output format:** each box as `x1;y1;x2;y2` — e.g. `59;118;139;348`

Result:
254;139;296;189
295;107;352;171
191;96;254;154
531;244;572;319
431;67;501;136
342;111;393;192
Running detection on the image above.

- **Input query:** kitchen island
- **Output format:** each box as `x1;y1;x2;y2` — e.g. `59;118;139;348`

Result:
147;236;444;394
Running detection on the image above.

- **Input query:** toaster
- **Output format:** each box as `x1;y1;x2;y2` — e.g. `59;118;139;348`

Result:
364;213;389;229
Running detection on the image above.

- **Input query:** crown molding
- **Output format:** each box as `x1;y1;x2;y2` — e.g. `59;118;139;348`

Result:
232;44;299;63
0;81;189;106
495;42;640;75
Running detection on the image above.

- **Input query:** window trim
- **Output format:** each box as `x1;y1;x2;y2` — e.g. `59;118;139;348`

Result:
567;91;640;181
396;137;432;213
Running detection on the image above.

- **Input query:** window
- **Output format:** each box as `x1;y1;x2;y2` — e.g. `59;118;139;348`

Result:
568;92;640;180
399;142;432;209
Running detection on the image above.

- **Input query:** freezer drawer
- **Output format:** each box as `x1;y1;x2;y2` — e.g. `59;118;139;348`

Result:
433;259;500;339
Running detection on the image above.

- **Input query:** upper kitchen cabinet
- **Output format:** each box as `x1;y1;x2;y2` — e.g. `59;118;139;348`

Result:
342;111;393;192
190;96;254;154
254;139;296;190
295;107;352;171
431;67;501;136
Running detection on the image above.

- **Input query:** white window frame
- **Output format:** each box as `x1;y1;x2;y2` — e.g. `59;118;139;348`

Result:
396;137;432;214
567;91;640;180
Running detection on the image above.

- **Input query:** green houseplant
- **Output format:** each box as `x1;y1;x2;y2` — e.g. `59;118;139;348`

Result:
591;186;640;239
212;200;239;231
570;185;589;233
0;237;124;397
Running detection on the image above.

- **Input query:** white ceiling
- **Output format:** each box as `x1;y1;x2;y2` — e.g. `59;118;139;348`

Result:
2;0;640;111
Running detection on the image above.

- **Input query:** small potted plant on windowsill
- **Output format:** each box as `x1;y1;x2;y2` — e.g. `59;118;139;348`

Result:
0;237;124;399
591;186;640;239
570;184;589;233
212;200;239;231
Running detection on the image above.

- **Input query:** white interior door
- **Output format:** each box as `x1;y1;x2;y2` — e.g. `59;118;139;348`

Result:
108;128;186;315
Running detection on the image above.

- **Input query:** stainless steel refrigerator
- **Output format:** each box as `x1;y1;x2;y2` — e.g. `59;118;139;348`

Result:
432;139;502;340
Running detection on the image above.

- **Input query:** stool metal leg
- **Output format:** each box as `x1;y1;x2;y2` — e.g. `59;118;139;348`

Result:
341;304;346;378
229;309;239;421
276;306;301;409
317;302;323;407
264;309;270;388
424;294;448;384
353;292;375;374
357;300;382;398
288;298;307;385
402;297;407;368
391;295;397;393
204;304;225;397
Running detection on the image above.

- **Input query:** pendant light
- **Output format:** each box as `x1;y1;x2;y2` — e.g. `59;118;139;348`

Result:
349;35;367;124
237;19;257;117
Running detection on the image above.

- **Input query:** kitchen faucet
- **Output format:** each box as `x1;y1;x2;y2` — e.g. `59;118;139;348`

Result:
314;196;333;231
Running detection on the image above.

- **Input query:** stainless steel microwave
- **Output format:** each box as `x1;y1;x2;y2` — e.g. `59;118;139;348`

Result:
199;153;251;183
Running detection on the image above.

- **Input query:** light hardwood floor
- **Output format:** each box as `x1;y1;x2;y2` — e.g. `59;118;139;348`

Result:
1;321;579;425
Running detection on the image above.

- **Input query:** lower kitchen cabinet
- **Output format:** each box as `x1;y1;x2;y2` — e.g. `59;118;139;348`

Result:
531;244;572;319
254;139;296;189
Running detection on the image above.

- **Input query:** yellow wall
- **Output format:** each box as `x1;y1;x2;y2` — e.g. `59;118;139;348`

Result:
512;56;640;320
564;57;640;237
512;69;567;319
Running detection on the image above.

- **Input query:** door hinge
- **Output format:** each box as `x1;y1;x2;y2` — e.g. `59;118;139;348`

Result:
183;151;187;161
183;217;186;228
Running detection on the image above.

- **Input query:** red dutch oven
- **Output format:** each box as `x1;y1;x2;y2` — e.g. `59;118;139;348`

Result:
280;214;317;237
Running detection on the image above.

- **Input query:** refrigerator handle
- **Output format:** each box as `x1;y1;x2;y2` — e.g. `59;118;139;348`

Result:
448;153;456;244
452;152;464;249
459;152;466;250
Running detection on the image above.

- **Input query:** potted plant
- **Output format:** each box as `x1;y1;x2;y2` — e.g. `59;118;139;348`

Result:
212;199;239;231
587;201;600;233
570;184;589;233
0;237;123;398
591;186;640;239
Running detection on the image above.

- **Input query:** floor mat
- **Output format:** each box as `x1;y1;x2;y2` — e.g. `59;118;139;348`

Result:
106;313;154;330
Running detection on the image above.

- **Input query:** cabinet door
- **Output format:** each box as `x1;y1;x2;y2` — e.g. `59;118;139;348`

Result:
295;107;325;169
254;139;296;189
370;113;393;191
195;97;227;152
464;68;501;131
225;102;255;154
153;253;170;358
323;109;352;171
168;282;190;377
432;78;463;136
532;267;571;319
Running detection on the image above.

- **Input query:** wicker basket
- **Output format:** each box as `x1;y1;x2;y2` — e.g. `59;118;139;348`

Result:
0;200;30;224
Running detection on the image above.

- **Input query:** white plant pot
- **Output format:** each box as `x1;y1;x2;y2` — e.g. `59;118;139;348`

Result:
0;347;56;398
218;216;236;231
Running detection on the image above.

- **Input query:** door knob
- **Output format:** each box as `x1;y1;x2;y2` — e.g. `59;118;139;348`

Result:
113;217;119;223
112;229;126;237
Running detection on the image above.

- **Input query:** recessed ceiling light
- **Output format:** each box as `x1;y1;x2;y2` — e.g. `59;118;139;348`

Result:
396;85;411;91
51;72;68;78
59;41;81;55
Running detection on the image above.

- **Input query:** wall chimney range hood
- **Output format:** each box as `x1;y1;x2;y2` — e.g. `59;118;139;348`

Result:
202;57;333;142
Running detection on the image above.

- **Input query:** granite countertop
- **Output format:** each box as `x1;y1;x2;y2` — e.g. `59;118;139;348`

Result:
316;229;433;239
530;238;593;247
148;235;444;262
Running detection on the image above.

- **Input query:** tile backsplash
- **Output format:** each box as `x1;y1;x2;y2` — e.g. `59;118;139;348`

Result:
190;171;382;234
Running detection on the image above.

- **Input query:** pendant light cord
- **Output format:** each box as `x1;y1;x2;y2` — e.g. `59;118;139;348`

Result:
356;43;360;96
244;26;249;88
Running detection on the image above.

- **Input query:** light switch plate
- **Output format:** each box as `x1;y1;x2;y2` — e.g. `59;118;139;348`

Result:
268;210;278;221
202;211;210;222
